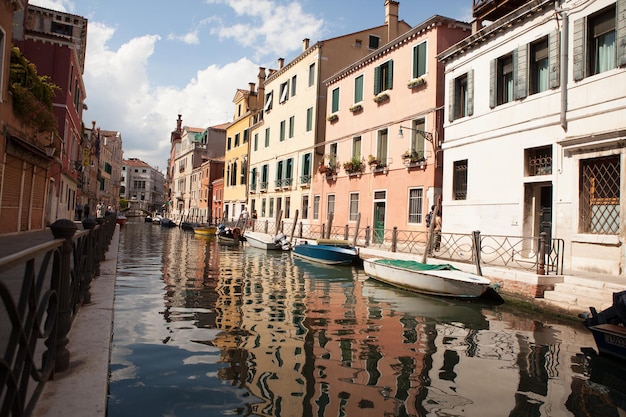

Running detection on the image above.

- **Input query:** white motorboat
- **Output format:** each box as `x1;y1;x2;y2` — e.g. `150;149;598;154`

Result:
244;231;291;251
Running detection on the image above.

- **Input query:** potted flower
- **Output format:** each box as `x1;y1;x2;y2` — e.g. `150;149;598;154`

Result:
368;155;380;166
343;156;363;174
373;92;390;103
407;76;426;89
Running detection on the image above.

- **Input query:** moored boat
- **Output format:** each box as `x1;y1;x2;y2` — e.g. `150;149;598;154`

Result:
363;258;491;298
193;225;217;236
244;231;291;251
581;290;626;361
160;218;176;227
291;239;359;265
217;226;245;245
116;212;127;226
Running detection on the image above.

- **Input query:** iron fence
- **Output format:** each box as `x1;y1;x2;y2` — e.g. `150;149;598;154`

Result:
245;219;564;275
0;215;116;417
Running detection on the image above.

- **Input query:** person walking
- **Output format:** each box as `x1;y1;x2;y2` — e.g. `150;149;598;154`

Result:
84;204;90;219
76;203;83;220
96;202;105;218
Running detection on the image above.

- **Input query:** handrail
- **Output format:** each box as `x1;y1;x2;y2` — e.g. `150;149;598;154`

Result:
0;215;116;417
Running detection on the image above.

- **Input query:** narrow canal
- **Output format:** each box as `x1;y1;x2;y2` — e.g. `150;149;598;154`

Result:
107;221;625;417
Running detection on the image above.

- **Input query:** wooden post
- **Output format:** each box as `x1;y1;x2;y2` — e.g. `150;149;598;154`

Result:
352;213;361;247
290;210;299;242
472;230;483;276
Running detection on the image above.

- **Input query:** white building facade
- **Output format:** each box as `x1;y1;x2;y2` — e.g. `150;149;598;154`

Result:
440;0;626;275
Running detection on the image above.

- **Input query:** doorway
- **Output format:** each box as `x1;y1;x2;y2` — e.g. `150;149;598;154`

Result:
373;190;386;244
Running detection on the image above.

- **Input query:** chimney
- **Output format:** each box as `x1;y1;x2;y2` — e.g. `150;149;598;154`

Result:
302;38;310;51
385;0;399;42
176;114;182;134
278;58;284;69
249;82;256;93
257;67;266;109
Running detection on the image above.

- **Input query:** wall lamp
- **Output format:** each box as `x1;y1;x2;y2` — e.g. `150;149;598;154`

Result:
44;144;56;157
397;126;433;143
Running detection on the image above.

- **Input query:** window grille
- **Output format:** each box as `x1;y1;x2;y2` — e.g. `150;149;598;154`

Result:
527;146;552;176
580;155;620;234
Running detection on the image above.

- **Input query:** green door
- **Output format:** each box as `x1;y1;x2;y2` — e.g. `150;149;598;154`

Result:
373;201;386;244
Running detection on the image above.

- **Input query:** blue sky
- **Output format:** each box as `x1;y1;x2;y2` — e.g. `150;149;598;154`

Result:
29;0;473;170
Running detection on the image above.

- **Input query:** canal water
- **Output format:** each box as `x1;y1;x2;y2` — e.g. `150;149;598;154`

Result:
107;221;626;417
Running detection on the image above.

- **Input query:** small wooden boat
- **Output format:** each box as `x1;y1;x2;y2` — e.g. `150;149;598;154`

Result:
193;225;217;236
244;231;291;251
217;226;245;245
363;258;491;298
291;239;359;265
160;218;176;227
581;291;626;361
116;213;127;226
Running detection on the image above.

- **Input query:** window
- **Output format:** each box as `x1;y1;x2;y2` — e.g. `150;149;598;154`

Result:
264;128;270;147
308;63;316;87
374;60;393;94
492;53;514;106
376;129;388;163
329;143;338;165
525;146;552;176
289;116;295;138
285;197;291;219
243;129;249;143
227;137;232;150
349;193;359;221
250;167;257;189
280;120;286;142
279;81;289;103
301;153;312;185
269;197;274;218
302;195;309;219
261;164;269;191
580;155;620;234
327;195;336;218
286;158;293;185
306;107;313;132
354;74;364;103
410;119;426;157
254;133;259;151
408;188;424;224
291;75;297;97
352;136;361;160
449;71;473;121
530;37;549;94
264;91;273;112
261;198;267;217
453;160;468;200
369;35;380;49
313;195;320;220
234;133;240;147
574;5;620;80
412;41;427;79
331;87;340;113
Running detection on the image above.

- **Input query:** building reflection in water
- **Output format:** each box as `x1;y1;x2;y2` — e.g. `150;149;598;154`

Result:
149;228;620;417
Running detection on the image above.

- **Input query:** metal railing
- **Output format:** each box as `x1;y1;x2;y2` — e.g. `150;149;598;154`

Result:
244;219;564;275
0;215;116;417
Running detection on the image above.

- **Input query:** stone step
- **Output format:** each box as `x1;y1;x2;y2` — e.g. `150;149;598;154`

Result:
552;282;615;300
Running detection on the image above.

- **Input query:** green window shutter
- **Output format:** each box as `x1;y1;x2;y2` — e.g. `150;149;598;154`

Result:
489;59;497;108
354;75;363;102
467;70;474;117
573;17;585;81
415;42;427;78
387;59;394;89
374;65;381;94
618;0;626;67
549;30;561;88
332;88;340;112
515;45;527;100
448;78;455;122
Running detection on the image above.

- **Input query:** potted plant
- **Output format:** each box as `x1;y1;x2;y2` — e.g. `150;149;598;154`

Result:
343;156;363;174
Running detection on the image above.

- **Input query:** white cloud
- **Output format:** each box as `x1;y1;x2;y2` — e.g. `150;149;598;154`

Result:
167;30;201;45
84;21;258;170
29;0;74;12
205;0;324;60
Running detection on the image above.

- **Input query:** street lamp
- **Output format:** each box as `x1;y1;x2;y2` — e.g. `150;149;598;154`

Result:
44;144;56;157
397;126;433;143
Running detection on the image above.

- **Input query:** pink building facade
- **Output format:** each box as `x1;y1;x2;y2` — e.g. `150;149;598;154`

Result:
316;16;471;238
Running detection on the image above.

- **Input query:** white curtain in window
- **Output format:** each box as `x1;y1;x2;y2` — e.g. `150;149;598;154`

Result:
596;32;616;73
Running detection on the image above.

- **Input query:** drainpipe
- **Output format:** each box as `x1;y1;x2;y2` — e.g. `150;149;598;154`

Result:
557;0;568;131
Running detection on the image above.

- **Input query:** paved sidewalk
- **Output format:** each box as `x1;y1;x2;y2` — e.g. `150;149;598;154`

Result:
29;224;119;417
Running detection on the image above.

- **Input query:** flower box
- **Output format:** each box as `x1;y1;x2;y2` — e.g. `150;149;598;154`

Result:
373;92;389;103
349;104;363;112
407;77;426;89
327;114;338;122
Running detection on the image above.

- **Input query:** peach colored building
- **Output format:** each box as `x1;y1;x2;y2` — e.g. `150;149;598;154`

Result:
247;1;412;227
317;16;471;239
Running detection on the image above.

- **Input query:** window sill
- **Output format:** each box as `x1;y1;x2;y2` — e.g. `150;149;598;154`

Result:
572;234;620;245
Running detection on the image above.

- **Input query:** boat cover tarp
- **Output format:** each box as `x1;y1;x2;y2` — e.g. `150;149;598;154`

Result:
374;259;460;272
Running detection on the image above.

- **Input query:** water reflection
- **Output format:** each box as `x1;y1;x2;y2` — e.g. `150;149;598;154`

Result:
108;223;625;417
